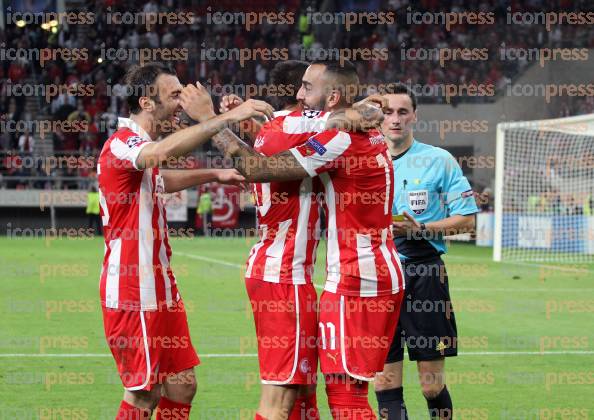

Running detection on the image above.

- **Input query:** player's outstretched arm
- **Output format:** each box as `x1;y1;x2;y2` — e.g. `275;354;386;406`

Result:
219;94;263;141
212;128;309;182
161;168;245;193
135;83;274;170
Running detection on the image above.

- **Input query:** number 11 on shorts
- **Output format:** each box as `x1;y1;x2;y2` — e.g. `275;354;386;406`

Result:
319;322;336;350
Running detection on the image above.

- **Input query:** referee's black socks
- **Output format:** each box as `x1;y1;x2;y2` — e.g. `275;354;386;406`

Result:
376;386;408;420
426;385;453;419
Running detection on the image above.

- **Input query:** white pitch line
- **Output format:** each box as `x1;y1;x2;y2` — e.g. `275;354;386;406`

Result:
176;252;243;269
444;255;593;273
450;287;594;292
177;251;325;290
1;351;593;358
179;247;594;275
177;252;593;293
0;353;112;358
0;353;257;358
458;350;594;356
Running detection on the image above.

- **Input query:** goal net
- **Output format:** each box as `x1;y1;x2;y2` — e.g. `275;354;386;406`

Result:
494;114;594;263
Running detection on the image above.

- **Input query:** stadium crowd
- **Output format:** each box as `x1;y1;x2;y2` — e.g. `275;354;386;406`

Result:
1;0;594;188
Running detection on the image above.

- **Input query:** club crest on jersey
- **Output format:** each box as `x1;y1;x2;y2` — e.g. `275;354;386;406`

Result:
302;109;322;119
305;137;327;155
408;190;428;215
126;135;143;148
369;133;385;145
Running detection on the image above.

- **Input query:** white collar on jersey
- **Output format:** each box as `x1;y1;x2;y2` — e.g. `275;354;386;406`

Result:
273;109;292;118
117;117;153;142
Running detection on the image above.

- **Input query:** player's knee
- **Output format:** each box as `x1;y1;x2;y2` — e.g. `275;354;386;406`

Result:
261;384;297;407
164;373;198;403
421;383;443;400
374;379;392;392
127;388;161;410
374;367;402;391
180;377;198;401
374;373;400;392
258;386;298;419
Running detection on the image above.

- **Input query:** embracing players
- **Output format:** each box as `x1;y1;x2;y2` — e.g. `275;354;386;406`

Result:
219;60;327;420
198;59;405;419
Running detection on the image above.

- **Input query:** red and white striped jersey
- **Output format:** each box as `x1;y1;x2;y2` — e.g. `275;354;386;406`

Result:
290;129;404;297
246;109;329;284
97;117;178;311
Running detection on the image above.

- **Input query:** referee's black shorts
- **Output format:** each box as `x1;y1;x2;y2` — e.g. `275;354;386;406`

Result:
386;255;458;362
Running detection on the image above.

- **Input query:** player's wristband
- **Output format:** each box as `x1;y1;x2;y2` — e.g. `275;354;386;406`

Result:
419;222;428;239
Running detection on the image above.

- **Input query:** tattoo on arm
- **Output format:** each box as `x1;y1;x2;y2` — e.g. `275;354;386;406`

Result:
212;128;309;182
326;103;384;132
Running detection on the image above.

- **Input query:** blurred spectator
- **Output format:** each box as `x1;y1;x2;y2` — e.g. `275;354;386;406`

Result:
2;0;593;193
68;99;92;125
5;98;22;149
18;128;34;153
562;96;594;117
85;98;102;120
51;87;77;117
8;59;27;83
62;166;79;190
0;116;11;150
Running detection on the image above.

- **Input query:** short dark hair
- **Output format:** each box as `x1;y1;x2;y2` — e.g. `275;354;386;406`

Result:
312;59;359;105
124;62;177;114
384;82;417;111
268;60;309;110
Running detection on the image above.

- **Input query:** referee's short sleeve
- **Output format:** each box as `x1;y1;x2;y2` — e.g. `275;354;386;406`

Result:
440;153;479;216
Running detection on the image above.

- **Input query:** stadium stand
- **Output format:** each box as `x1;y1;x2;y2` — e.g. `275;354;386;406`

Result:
1;0;594;190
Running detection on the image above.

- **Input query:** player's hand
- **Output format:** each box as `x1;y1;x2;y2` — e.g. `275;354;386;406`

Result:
392;211;421;236
351;94;387;130
180;82;216;123
354;94;389;114
171;112;191;132
326;94;387;132
216;168;246;186
219;94;244;113
224;99;274;123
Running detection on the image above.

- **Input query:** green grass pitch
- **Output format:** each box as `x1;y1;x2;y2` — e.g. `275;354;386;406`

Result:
1;236;593;419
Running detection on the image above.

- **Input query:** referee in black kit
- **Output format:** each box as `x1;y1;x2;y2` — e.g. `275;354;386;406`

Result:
374;84;480;420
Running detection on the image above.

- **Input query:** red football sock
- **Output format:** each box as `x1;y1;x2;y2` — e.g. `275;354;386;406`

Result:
325;375;376;420
255;414;267;420
116;400;152;420
155;396;191;420
289;392;320;420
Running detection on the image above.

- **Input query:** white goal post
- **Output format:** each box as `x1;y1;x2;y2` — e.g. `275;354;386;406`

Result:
494;113;594;263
